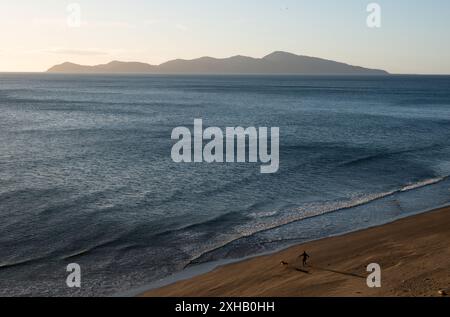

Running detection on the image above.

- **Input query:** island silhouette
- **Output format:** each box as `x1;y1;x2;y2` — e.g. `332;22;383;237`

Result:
47;51;389;75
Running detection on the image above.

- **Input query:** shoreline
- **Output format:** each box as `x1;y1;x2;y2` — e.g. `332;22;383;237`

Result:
140;206;450;297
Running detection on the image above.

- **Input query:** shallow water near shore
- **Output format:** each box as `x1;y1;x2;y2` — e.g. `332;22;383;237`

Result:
127;178;450;297
1;74;450;296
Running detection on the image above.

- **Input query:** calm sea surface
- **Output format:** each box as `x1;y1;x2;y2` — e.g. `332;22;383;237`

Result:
0;74;449;296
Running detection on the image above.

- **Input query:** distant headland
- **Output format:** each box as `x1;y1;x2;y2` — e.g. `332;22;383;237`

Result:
46;51;389;75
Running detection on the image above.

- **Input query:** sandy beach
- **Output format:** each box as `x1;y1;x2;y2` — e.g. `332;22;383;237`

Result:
143;207;450;297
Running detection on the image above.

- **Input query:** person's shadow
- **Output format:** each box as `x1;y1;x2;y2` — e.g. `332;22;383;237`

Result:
308;265;365;279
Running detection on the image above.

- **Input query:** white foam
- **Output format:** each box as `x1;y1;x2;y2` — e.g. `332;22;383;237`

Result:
187;175;449;266
401;177;446;192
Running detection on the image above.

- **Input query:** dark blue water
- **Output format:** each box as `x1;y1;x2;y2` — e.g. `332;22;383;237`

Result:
0;74;449;296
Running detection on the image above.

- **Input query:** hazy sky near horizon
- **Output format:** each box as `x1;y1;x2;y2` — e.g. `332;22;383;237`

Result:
1;0;449;73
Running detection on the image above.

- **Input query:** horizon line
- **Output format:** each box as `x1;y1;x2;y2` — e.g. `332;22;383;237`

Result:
2;50;450;75
2;71;450;76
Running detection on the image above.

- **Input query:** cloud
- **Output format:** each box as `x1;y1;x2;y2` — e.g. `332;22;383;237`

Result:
88;21;136;28
143;19;164;26
46;48;109;56
32;18;66;27
175;24;188;32
31;17;135;29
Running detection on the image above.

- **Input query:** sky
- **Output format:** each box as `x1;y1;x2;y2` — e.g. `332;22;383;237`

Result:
1;0;449;73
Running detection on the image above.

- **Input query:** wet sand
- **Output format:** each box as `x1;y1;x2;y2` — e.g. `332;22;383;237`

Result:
142;207;450;297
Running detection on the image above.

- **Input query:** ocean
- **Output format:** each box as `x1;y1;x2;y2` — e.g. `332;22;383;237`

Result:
0;74;449;296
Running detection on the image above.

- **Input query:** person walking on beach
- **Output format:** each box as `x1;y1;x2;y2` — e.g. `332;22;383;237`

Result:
299;251;310;267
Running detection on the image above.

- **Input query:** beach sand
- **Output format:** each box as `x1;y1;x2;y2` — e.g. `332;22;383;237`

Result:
142;207;450;297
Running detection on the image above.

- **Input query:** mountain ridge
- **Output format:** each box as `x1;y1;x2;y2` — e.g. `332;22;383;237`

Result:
47;51;389;75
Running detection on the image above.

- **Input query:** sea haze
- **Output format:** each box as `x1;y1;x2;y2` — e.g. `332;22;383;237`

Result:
0;74;449;296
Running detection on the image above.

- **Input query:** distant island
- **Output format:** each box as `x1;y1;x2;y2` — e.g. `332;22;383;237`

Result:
47;51;389;75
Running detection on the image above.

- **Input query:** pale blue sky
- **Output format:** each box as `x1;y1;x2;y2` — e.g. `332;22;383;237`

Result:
1;0;449;73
